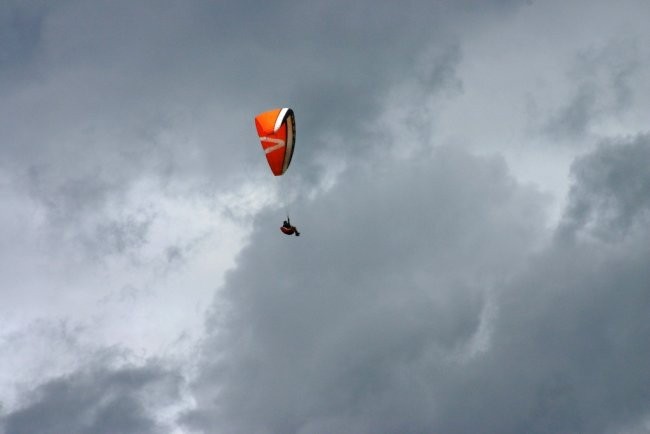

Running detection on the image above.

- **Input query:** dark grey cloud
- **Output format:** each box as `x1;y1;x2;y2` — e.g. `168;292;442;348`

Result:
558;133;650;241
430;136;650;431
181;138;650;432
461;227;650;434
0;1;49;74
542;40;643;141
544;84;598;140
182;145;548;433
1;361;182;434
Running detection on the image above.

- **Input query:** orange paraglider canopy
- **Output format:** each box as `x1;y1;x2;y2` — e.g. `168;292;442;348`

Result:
254;108;295;176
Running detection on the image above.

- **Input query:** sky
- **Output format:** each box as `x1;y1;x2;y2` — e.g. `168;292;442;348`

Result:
1;0;649;433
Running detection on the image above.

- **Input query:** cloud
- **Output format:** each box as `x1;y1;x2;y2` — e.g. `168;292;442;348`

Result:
0;0;534;272
542;40;644;141
182;145;548;433
558;133;650;241
0;0;491;261
1;1;650;433
1;361;183;434
5;131;649;434
181;138;650;433
0;1;49;72
464;183;650;432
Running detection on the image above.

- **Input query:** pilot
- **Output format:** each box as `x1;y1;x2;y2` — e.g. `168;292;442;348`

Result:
281;218;300;236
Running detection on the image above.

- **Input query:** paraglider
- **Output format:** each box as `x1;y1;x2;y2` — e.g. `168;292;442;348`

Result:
281;218;300;236
254;108;295;176
254;108;300;236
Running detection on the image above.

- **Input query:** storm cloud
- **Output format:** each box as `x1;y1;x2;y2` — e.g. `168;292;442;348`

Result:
183;145;548;433
182;138;650;434
1;0;649;433
559;134;650;241
1;361;183;434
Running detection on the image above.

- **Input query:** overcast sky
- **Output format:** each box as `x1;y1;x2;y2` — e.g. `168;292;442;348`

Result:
1;0;649;433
